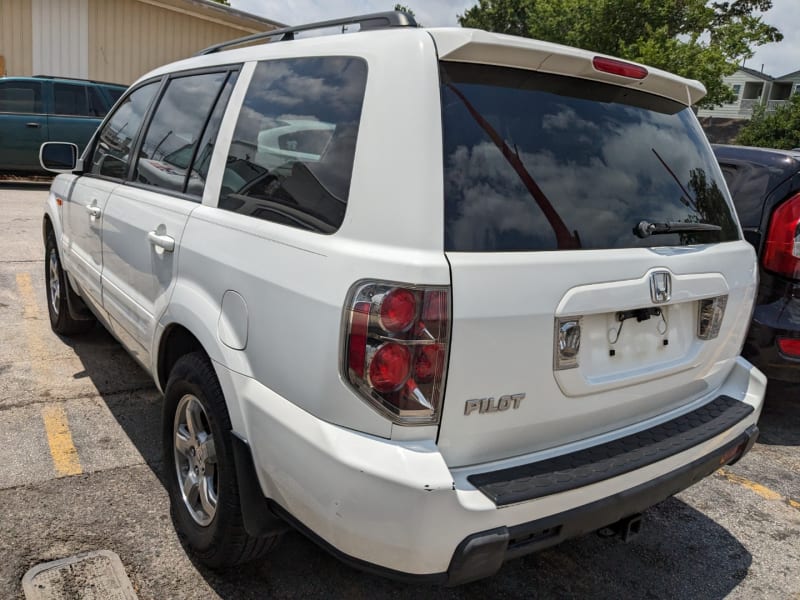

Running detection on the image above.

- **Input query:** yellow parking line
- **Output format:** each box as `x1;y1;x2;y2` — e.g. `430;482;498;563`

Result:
718;468;799;511
41;404;82;477
15;272;83;477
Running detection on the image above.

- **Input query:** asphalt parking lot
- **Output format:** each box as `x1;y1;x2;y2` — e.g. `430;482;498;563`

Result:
1;185;799;599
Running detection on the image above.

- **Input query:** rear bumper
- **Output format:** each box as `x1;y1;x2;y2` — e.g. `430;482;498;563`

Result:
229;356;765;583
743;283;800;383
448;424;758;585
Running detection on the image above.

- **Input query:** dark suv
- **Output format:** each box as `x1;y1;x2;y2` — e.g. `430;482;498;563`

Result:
0;75;125;172
714;144;800;382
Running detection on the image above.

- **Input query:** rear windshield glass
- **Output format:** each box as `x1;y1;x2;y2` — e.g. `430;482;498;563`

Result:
441;62;740;252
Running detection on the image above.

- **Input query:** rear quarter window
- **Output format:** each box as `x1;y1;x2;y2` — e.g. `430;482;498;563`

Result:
441;62;740;252
218;56;368;234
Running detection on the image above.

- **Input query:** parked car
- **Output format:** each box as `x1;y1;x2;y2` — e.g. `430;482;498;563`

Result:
0;75;125;172
714;144;800;382
39;12;765;585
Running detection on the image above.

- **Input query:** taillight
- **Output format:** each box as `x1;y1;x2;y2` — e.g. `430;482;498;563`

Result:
777;337;800;358
592;56;648;80
343;281;450;424
763;192;800;279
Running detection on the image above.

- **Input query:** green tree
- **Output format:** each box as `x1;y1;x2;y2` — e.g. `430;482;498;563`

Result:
394;4;420;25
736;95;800;149
458;0;782;108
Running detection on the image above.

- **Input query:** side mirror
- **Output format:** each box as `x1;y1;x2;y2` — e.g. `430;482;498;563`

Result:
40;142;80;173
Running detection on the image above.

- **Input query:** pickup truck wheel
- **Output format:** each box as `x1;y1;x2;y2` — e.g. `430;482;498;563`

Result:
45;232;94;335
163;352;280;568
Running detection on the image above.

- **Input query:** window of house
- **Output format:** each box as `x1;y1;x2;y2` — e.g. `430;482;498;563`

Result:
731;84;742;98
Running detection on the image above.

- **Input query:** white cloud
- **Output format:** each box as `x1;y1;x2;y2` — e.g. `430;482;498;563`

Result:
230;0;800;77
749;0;800;77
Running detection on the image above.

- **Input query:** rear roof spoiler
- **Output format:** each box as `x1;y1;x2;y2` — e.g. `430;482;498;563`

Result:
430;29;706;107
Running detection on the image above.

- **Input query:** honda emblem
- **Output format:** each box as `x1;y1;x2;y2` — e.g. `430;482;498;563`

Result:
650;271;671;304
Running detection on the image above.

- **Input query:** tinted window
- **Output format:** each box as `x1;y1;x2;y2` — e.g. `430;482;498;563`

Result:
0;81;43;114
218;57;368;233
87;86;108;117
54;83;90;116
90;81;159;179
185;72;238;197
441;62;740;252
105;87;125;104
134;72;228;195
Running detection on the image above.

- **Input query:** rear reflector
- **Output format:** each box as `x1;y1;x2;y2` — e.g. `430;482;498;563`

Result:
697;295;728;340
777;337;800;358
592;56;648;80
554;318;582;370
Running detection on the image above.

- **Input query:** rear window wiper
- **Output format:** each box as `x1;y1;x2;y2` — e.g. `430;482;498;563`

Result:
634;220;722;238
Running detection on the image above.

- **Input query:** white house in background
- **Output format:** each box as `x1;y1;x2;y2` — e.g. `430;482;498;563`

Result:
697;66;773;119
698;66;800;120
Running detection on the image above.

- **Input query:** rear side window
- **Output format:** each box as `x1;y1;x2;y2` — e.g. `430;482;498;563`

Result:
133;71;229;196
90;81;159;179
87;86;109;117
218;56;368;233
104;86;125;105
441;62;740;252
53;83;90;116
0;81;43;114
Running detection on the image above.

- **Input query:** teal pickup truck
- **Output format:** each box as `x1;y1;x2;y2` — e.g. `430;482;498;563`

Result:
0;75;126;173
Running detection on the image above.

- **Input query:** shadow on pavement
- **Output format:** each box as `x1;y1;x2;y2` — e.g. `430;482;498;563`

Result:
756;382;800;446
65;325;752;599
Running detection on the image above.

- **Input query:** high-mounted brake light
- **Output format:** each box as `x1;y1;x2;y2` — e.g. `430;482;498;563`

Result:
592;56;648;80
343;281;450;424
763;192;800;280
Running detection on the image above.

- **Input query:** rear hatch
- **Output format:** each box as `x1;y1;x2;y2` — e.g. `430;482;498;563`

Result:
436;60;757;467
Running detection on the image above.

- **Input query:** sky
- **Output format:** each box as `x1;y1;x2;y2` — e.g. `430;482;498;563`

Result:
230;0;800;77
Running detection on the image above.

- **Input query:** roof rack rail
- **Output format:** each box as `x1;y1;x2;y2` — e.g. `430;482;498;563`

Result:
196;10;418;56
33;74;126;87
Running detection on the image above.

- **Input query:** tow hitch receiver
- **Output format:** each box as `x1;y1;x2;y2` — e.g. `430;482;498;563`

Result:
597;513;643;542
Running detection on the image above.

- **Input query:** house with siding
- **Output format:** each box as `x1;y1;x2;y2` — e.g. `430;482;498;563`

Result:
0;0;281;85
697;66;774;120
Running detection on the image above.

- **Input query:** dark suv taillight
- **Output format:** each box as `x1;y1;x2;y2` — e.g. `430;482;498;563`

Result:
763;192;800;279
343;281;450;425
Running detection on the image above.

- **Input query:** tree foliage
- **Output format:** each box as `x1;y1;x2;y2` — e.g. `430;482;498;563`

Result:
458;0;782;108
736;95;800;149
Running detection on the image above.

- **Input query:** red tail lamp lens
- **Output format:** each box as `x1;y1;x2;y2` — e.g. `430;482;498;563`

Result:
414;344;445;383
592;57;648;80
763;193;800;279
369;343;412;392
777;337;800;358
380;288;417;332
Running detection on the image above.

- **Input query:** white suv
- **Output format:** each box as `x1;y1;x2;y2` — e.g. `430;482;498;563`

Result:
40;12;765;585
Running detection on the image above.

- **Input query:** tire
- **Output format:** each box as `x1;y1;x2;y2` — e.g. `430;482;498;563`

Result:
45;230;95;336
163;352;280;568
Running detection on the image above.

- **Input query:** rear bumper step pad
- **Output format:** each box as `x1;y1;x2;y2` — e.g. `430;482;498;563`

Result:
468;395;754;506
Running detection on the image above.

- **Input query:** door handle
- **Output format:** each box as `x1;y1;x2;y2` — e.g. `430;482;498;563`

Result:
86;205;102;218
148;231;175;252
25;122;40;128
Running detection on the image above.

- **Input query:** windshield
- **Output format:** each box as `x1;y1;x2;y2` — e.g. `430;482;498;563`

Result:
441;62;740;252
